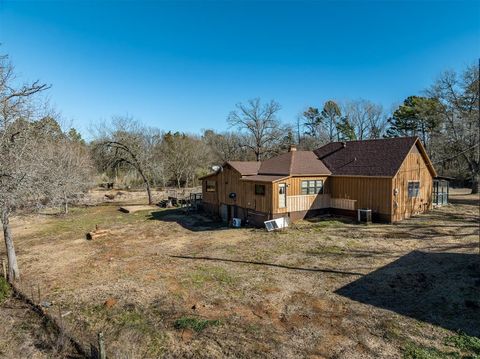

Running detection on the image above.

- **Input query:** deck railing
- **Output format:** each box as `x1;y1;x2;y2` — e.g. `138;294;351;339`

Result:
286;194;356;212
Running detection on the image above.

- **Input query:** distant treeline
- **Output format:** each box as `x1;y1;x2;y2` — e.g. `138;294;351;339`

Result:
89;62;479;193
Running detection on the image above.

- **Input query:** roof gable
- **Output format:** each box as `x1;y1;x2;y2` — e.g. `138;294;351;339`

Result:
226;161;261;176
314;137;429;177
258;151;331;176
396;138;437;178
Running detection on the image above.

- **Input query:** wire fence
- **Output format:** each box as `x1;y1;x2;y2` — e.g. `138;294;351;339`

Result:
1;258;106;359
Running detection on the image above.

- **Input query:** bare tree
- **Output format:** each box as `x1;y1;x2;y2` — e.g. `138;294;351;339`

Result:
92;117;158;204
427;64;479;193
203;129;253;163
227;98;283;161
44;138;95;214
161;132;211;188
343;99;386;140
0;54;50;282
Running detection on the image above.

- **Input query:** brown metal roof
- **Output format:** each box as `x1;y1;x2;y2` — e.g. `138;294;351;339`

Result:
240;174;288;182
227;161;261;176
258;151;331;176
313;137;421;177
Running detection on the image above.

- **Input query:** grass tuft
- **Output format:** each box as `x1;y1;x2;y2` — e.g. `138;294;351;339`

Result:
306;245;344;255
312;220;348;228
403;342;460;359
174;316;220;332
115;309;151;333
188;266;235;287
0;277;10;304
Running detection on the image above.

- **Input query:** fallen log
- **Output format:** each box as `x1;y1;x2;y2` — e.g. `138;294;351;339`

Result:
86;229;109;240
119;205;158;213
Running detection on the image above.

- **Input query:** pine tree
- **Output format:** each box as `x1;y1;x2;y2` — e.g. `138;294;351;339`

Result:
321;100;342;141
336;117;356;141
386;96;442;151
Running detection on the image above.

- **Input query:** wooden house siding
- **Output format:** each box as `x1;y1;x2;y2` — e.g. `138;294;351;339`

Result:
391;144;433;222
329;176;392;218
202;165;273;214
202;179;218;205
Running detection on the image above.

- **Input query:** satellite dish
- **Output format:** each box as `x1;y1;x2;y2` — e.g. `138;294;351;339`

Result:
212;165;221;172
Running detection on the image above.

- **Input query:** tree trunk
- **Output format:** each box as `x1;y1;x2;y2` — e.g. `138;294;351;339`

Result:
1;208;20;283
63;191;69;214
138;169;153;205
471;173;479;194
146;181;153;205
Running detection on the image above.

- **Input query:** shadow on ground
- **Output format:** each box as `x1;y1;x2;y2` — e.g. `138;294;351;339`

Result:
449;195;480;206
303;215;356;225
169;254;364;276
335;251;480;337
148;209;228;232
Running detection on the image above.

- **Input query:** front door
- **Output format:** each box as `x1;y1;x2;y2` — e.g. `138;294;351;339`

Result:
279;183;287;209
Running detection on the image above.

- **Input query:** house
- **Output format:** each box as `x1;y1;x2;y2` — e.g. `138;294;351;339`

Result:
200;137;438;226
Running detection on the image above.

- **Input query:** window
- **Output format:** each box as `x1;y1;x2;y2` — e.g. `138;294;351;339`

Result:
301;180;324;195
206;180;216;192
408;181;420;198
255;184;265;195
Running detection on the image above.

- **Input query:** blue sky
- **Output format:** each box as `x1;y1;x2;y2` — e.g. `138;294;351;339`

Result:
0;1;479;138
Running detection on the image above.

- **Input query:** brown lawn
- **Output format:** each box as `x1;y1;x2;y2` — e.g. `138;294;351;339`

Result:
1;189;479;358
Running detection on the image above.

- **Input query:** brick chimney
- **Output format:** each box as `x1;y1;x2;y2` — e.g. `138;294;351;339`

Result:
289;144;297;152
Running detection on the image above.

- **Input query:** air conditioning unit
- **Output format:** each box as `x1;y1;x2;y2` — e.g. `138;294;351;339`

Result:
264;217;289;231
232;218;242;228
357;209;372;224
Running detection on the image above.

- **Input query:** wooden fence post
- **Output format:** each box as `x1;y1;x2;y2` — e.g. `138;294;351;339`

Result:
58;307;63;328
98;332;106;359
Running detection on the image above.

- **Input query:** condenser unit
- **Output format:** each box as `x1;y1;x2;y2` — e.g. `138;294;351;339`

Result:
357;208;372;224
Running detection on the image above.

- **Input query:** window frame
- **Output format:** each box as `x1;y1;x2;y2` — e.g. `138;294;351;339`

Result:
255;184;266;196
301;180;324;195
408;181;420;198
205;180;216;192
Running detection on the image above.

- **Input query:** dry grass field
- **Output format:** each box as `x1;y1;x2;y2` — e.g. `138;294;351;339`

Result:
1;189;479;358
